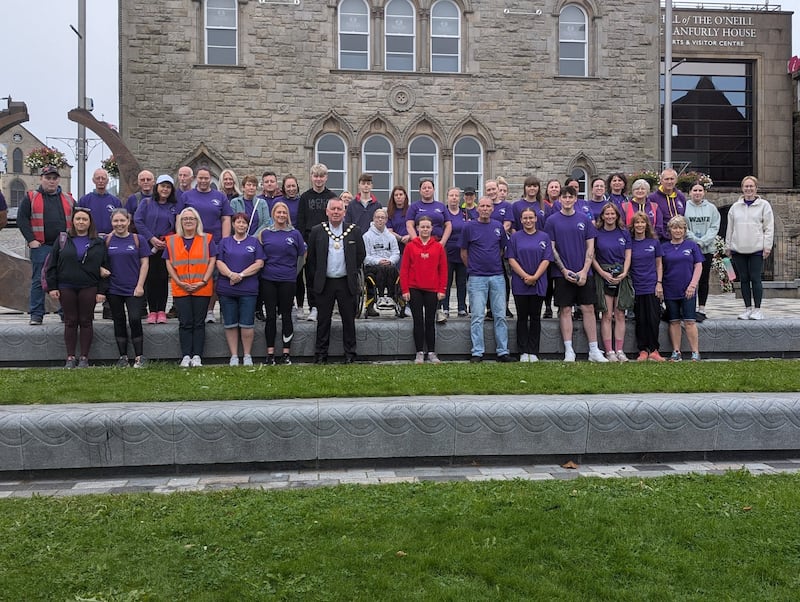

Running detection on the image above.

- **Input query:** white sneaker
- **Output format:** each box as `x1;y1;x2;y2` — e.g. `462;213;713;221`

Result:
606;350;618;362
749;309;764;320
229;355;239;366
616;350;629;362
191;355;202;367
436;309;447;323
307;307;318;322
243;354;253;366
520;353;530;363
738;308;753;320
428;352;442;364
564;349;576;362
588;349;610;363
205;311;215;323
180;355;191;368
529;354;539;362
414;351;425;364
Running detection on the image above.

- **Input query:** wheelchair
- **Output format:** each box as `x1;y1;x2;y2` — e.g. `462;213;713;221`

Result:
360;264;406;318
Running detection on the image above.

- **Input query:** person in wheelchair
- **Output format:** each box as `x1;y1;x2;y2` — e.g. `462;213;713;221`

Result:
362;208;401;317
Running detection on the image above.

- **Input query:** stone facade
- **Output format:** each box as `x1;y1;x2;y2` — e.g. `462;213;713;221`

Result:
119;0;661;192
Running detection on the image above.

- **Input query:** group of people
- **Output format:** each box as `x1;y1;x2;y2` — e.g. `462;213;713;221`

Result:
15;162;774;366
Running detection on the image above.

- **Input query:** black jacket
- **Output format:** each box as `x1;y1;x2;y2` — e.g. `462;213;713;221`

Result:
45;235;109;293
307;222;366;296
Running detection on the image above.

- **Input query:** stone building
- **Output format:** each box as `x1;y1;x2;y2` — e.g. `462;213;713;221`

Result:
0;125;73;214
118;1;791;200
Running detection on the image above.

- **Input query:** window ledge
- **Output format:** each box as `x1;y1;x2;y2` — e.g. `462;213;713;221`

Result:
193;64;247;70
331;68;474;78
554;75;602;81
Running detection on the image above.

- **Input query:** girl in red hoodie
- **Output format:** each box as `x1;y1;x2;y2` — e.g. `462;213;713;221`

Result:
400;215;449;364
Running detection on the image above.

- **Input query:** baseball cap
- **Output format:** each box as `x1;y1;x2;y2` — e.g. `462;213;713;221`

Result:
40;165;60;177
463;186;476;195
156;174;175;186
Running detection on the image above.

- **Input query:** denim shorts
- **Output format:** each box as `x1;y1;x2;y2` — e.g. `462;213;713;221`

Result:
665;296;697;322
218;294;257;329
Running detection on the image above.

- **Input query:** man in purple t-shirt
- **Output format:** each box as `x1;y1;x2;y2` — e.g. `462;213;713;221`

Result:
544;186;608;363
79;168;122;235
460;197;515;363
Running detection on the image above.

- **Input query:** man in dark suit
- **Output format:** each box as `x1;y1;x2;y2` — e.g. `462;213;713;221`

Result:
307;197;366;364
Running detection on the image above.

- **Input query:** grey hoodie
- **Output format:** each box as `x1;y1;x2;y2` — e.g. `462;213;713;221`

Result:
684;198;721;254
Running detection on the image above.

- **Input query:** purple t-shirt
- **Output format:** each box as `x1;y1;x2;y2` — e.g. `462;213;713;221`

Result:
512;200;550;232
72;235;91;259
216;235;265;297
78;191;122;234
444;208;471;264
259;228;307;283
407;200;450;239
387;208;409;238
107;233;150;296
506;229;553;297
178;189;233;243
630;237;663;295
490;201;513;225
544;211;596;277
586;199;608;221
661;239;704;300
594;227;631;266
460;219;506;276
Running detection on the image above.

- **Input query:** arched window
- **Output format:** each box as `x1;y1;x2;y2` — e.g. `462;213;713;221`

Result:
316;133;348;194
205;0;238;65
559;5;587;77
362;135;393;202
431;0;461;73
385;0;415;72
570;167;588;199
12;148;23;173
408;136;439;195
453;136;483;192
10;179;27;206
339;0;370;70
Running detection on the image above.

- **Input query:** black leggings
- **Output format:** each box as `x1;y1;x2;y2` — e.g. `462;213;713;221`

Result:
730;252;764;308
633;293;662;353
145;251;169;313
60;286;97;358
698;253;713;307
513;294;544;354
410;288;438;353
107;293;145;357
261;279;296;351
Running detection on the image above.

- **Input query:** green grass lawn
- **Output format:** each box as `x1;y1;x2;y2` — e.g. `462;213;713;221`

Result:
2;471;799;600
2;359;799;404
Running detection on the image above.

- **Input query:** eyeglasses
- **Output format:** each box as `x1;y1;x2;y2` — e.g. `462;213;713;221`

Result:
181;217;197;221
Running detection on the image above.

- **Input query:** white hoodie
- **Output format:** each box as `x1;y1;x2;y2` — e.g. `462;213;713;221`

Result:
725;196;774;255
363;222;401;266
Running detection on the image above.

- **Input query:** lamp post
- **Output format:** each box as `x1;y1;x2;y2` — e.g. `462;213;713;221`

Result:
70;0;87;197
664;0;673;169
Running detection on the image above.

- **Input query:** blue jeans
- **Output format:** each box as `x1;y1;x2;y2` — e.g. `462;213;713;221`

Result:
30;244;52;318
467;274;508;357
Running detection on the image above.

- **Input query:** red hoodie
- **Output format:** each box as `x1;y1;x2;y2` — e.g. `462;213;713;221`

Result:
400;236;448;294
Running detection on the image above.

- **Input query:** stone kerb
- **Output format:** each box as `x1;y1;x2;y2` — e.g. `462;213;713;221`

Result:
1;394;799;473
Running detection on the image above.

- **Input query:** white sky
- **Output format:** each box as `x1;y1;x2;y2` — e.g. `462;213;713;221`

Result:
1;1;799;196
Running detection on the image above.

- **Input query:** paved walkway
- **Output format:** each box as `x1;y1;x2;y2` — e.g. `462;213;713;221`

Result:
2;457;799;497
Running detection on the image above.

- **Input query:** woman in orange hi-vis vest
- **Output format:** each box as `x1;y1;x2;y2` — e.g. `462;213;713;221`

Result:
165;207;217;367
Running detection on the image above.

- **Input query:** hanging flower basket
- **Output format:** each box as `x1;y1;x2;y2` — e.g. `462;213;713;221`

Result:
24;146;68;173
101;155;120;179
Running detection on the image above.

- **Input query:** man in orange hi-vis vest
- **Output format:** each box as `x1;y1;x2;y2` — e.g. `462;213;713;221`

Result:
17;165;74;325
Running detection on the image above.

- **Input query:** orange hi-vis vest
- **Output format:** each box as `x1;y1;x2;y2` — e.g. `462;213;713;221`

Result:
166;233;214;297
28;190;74;243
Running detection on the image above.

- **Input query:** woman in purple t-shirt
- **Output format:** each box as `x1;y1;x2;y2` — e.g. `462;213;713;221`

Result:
387;185;410;253
628;212;665;362
507;207;553;362
217;212;265;366
106;208;150;368
258;202;307;365
592;203;632;362
661;215;704;361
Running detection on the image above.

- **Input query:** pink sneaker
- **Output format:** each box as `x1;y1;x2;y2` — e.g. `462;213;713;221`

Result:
156;311;168;324
146;312;157;324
